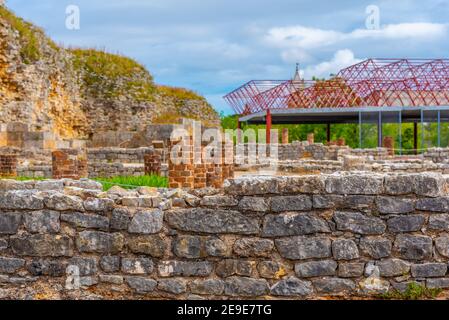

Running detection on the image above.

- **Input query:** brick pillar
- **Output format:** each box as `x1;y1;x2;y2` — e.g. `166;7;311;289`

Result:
52;149;88;179
204;144;223;189
211;164;224;188
282;128;289;144
221;142;235;183
307;133;315;144
0;154;17;177
168;139;194;189
193;164;207;189
337;138;346;146
144;151;161;175
206;163;216;188
383;136;395;156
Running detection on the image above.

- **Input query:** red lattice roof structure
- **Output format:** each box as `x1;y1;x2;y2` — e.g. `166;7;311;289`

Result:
224;58;449;115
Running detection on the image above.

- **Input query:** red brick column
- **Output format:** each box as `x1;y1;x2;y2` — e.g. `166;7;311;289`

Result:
307;133;315;144
169;140;234;190
337;138;346;146
168;139;194;189
210;164;224;188
282;128;289;144
383;136;395;156
0;154;18;177
221;143;234;182
144;151;162;176
193;164;207;189
52;149;88;179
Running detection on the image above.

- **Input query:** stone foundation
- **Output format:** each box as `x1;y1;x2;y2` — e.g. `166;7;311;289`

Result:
1;172;449;299
9;143;449;181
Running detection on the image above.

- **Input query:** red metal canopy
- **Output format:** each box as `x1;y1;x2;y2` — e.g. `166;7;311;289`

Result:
224;59;449;115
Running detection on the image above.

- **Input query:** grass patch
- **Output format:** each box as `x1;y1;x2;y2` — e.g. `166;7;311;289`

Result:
380;283;442;300
12;176;46;181
157;85;205;102
70;48;151;81
93;175;168;191
69;48;157;100
5;175;168;191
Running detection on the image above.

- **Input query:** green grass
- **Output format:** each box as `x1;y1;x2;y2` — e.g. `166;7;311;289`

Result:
69;48;157;100
157;85;205;102
69;48;151;81
93;175;168;191
380;283;442;300
12;176;46;181
5;175;168;191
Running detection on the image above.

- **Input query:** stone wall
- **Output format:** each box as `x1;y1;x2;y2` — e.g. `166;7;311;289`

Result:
8;143;449;180
258;142;389;162
87;148;153;164
87;148;153;178
423;148;449;163
2;172;449;299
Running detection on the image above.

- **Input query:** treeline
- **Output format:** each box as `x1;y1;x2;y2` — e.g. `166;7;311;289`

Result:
220;114;449;152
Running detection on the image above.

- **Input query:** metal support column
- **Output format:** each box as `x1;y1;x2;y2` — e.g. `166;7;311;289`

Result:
359;111;362;149
327;123;331;143
438;110;441;148
266;109;272;144
421;109;424;151
378;111;382;148
237;120;242;144
413;122;418;155
399;111;402;155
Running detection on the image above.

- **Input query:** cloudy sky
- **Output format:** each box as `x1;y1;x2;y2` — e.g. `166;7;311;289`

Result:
6;0;449;114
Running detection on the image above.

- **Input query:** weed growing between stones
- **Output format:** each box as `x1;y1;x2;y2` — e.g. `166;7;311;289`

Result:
380;283;442;300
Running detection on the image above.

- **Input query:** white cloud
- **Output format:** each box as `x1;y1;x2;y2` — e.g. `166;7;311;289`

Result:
177;40;251;60
302;49;362;79
350;23;448;40
281;48;312;64
265;22;448;49
265;26;343;49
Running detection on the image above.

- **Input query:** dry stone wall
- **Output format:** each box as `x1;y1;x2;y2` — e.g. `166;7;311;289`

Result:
1;172;449;299
260;142;390;162
87;148;154;178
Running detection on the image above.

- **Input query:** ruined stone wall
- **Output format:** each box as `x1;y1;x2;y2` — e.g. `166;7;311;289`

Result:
348;148;390;160
2;173;449;299
0;8;219;143
423;148;449;163
85;148;149;178
253;142;389;162
87;148;153;164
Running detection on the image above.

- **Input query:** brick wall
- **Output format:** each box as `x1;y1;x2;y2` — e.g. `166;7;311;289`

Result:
0;154;17;177
168;142;234;189
52;149;88;179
